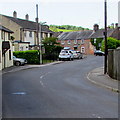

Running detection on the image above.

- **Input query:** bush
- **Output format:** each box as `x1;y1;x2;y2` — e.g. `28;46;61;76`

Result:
101;37;120;51
13;50;40;64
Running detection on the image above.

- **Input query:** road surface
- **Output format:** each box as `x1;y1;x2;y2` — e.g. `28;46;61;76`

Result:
2;56;118;118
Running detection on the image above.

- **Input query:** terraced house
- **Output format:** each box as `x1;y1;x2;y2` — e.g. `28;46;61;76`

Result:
57;24;120;54
0;26;13;70
0;11;53;51
57;30;94;55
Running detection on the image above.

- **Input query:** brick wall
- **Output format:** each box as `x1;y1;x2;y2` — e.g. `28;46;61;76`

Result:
57;39;94;55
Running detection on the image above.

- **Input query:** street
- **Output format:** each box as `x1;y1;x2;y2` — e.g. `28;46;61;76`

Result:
2;56;118;118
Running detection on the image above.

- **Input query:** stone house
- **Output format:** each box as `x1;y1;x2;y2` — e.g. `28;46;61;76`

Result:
90;24;120;40
0;26;13;70
0;11;53;51
57;30;94;55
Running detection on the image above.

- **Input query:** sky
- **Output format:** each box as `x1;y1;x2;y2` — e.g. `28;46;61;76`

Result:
0;0;119;29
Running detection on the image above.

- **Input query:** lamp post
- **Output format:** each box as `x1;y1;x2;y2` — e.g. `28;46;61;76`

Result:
104;0;108;74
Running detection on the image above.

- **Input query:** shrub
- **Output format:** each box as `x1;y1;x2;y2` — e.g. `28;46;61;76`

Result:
13;50;40;64
101;37;120;51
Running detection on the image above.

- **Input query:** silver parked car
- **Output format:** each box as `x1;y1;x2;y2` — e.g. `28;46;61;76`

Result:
73;51;83;59
13;56;27;66
59;49;74;61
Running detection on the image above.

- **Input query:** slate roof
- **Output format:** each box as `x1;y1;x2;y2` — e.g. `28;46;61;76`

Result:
58;30;93;40
0;25;13;33
90;29;115;38
3;15;53;33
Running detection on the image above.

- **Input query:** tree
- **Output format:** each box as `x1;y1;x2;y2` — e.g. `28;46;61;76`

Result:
101;37;120;51
42;37;63;60
91;38;103;50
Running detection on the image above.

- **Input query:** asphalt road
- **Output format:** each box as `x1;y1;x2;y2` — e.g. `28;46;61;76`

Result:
2;56;118;118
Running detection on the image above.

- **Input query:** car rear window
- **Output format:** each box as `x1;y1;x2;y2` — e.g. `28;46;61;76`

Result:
61;50;68;53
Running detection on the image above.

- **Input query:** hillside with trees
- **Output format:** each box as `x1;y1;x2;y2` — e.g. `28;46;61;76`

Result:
49;25;90;32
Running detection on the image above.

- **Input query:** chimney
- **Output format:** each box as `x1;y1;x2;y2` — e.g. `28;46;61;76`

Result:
93;24;99;32
25;14;29;20
13;11;17;18
115;23;118;28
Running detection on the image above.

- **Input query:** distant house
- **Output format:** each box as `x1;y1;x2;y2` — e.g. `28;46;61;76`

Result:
57;30;94;55
0;26;13;70
90;24;120;40
0;11;54;51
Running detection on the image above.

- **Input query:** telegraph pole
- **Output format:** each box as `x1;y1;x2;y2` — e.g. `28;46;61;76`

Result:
36;4;42;64
104;0;108;74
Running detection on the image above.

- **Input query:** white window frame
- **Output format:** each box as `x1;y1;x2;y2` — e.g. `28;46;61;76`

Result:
68;40;71;44
29;31;32;37
61;40;65;45
81;47;85;53
81;39;85;44
74;39;77;44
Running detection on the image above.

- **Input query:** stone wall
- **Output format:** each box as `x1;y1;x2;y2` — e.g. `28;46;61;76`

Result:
107;48;120;80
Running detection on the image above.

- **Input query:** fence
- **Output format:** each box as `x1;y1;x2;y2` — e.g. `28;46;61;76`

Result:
107;48;120;80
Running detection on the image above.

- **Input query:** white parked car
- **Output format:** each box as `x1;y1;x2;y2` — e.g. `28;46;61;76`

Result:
59;49;74;61
13;56;27;66
73;51;83;59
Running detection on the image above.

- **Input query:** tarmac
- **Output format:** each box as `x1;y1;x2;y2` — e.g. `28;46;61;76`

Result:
1;61;119;93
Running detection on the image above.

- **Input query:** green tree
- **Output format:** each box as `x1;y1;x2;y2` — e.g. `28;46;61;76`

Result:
42;37;63;60
101;37;120;51
42;37;62;53
91;38;103;50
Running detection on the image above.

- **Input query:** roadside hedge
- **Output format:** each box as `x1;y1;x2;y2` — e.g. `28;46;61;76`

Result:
13;50;40;64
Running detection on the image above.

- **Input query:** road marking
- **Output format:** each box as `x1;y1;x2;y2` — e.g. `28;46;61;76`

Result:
40;81;45;87
40;72;51;79
12;92;26;95
92;114;101;118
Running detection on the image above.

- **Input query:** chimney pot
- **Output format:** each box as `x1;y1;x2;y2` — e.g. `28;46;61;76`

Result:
13;11;17;18
93;24;99;32
25;14;29;20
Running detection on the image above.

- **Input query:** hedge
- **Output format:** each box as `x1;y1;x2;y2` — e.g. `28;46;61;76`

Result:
13;50;40;64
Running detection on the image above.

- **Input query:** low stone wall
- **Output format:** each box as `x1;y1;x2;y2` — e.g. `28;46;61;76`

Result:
107;48;120;80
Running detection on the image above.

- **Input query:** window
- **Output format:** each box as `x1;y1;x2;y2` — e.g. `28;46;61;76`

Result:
68;40;71;44
8;33;11;40
9;50;12;60
24;31;26;37
81;39;84;44
29;31;32;37
74;40;77;44
20;47;23;51
61;40;65;45
81;47;85;53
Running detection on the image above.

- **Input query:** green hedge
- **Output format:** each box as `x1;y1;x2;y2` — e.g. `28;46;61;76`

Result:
13;50;40;64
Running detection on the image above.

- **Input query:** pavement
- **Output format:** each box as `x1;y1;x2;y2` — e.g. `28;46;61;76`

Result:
2;61;64;74
87;67;119;93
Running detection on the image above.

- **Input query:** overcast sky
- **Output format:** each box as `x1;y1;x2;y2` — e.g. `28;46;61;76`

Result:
0;0;119;29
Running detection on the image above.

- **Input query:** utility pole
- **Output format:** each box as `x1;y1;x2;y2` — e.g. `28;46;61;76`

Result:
104;0;108;74
36;4;42;64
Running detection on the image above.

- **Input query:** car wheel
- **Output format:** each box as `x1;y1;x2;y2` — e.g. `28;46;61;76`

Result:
15;61;21;66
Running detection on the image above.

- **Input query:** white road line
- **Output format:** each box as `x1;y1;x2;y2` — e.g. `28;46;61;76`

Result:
40;81;45;87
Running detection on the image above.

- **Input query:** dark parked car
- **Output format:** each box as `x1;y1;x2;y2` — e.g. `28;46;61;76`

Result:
94;50;105;56
13;56;27;66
